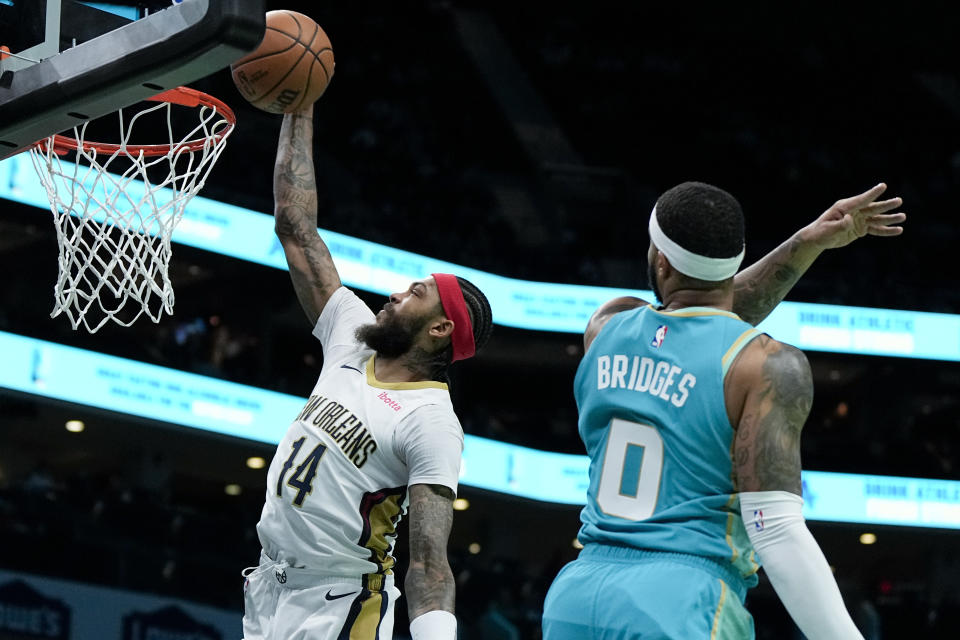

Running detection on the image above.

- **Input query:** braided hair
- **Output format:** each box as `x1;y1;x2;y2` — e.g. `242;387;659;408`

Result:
456;276;494;354
423;276;493;382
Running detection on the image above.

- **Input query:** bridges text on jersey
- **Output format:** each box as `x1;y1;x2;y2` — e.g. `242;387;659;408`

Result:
596;355;696;408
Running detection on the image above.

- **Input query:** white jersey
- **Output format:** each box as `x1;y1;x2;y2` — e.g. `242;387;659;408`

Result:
256;287;464;589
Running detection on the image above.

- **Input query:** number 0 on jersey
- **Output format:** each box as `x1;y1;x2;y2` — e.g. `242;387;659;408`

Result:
597;418;665;521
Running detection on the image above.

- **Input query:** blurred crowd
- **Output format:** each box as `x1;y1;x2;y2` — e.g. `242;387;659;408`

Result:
146;312;960;482
1;2;959;637
195;2;960;311
3;451;960;638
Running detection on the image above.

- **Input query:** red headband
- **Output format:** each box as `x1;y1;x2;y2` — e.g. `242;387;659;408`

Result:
432;273;475;362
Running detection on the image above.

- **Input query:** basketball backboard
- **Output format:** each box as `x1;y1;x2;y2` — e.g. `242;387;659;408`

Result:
0;0;265;160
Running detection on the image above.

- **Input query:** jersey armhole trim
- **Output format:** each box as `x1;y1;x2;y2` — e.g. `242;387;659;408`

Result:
721;328;761;378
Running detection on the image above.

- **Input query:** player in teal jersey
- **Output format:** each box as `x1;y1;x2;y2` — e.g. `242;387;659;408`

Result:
542;181;906;639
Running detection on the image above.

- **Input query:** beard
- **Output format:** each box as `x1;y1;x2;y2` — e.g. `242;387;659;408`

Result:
647;261;663;304
355;306;430;358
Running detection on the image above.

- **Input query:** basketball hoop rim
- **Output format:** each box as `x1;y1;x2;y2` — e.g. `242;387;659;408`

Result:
37;86;236;157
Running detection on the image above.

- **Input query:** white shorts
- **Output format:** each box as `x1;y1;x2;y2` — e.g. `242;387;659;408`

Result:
242;551;400;640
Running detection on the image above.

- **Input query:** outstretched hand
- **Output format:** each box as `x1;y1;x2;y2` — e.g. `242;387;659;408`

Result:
806;183;906;251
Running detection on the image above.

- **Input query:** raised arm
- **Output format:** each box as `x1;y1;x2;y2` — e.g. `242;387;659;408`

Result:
274;106;342;326
733;183;905;325
406;483;457;639
730;338;863;639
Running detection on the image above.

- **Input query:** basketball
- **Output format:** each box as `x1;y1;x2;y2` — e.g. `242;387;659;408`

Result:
230;10;335;114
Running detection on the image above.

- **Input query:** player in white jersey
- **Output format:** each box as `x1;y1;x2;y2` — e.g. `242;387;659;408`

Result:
242;104;493;640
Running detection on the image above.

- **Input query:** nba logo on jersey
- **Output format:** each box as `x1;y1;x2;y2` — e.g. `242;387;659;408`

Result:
651;325;668;348
754;509;765;531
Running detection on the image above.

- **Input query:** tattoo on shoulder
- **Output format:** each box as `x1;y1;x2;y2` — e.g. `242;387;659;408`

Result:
737;341;813;494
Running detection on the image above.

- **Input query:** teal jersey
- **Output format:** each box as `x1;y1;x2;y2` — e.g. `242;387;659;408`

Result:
574;305;762;585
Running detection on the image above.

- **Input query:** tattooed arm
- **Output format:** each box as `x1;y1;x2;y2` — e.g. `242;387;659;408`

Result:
729;338;864;639
731;336;812;494
731;234;821;328
274;105;342;326
406;483;456;620
732;183;905;325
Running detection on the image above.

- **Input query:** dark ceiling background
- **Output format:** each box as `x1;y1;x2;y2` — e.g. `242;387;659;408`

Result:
1;1;959;638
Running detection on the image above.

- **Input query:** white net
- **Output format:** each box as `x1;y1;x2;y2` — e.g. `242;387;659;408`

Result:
27;88;234;333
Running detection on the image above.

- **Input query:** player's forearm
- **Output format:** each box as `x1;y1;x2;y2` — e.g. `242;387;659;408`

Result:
405;558;456;619
759;529;863;639
406;484;457;618
406;540;457;639
742;492;864;640
274;107;342;323
732;225;823;325
274;108;320;240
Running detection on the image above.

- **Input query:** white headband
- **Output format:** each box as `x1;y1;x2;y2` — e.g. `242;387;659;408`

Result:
648;205;745;281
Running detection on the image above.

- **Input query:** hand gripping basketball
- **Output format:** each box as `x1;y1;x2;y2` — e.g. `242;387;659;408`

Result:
231;10;335;114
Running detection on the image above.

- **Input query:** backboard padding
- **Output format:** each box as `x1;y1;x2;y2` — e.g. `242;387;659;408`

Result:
0;0;61;74
0;0;265;159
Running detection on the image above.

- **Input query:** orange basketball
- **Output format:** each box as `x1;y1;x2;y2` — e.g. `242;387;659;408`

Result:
230;10;335;114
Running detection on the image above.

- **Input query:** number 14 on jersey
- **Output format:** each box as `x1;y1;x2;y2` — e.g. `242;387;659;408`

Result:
277;436;328;507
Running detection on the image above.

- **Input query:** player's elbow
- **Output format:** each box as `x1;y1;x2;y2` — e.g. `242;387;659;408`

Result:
274;220;320;257
274;215;298;242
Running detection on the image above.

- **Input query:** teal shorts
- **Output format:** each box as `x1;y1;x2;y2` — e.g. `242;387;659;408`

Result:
542;545;755;640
